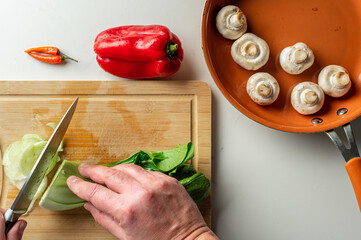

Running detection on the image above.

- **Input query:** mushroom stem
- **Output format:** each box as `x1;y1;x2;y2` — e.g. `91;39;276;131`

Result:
280;43;314;75
257;83;272;97
228;12;245;28
241;41;258;57
331;71;350;89
293;49;308;64
303;90;318;105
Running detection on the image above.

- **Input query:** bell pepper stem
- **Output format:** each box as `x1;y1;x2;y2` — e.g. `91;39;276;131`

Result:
166;41;178;59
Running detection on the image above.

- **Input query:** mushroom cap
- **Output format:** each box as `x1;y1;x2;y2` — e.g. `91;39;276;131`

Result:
247;72;280;105
216;5;247;40
231;33;270;70
318;65;351;97
291;82;324;115
280;42;315;75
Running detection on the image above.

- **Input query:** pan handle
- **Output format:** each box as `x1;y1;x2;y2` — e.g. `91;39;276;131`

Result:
326;123;361;211
345;157;361;210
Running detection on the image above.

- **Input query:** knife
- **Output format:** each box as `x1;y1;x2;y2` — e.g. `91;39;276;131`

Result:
4;97;79;235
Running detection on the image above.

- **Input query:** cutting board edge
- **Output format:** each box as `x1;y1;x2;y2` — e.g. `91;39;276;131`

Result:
0;80;212;96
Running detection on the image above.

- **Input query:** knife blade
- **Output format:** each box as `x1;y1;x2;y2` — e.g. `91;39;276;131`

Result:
4;97;78;235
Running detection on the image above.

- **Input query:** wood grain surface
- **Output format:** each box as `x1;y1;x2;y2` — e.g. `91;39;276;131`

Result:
0;81;211;240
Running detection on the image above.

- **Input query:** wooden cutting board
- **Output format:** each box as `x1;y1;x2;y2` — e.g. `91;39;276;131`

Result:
0;81;211;240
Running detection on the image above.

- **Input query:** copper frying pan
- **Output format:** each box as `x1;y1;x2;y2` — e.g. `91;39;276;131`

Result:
202;0;361;209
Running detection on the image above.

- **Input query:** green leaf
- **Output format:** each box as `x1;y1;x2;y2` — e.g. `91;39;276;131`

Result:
179;172;210;203
145;142;194;172
169;164;197;181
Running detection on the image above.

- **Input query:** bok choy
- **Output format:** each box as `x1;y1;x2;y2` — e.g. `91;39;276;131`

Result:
39;142;210;211
3;124;62;196
2;130;210;212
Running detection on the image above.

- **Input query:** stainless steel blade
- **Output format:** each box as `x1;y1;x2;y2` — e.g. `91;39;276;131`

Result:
6;97;78;220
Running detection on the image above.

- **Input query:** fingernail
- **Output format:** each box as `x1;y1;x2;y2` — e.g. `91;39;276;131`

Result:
83;203;89;211
67;176;79;185
80;163;89;169
19;221;27;235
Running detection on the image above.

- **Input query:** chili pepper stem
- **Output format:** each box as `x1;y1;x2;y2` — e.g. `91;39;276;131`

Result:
165;42;178;59
59;52;78;62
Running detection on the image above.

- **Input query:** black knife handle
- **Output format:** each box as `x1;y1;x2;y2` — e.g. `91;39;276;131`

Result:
4;208;20;236
5;220;16;235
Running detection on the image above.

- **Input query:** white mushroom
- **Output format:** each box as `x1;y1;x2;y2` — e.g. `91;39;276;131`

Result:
291;82;324;115
231;33;270;70
318;65;351;97
216;5;247;40
247;72;280;105
280;42;315;75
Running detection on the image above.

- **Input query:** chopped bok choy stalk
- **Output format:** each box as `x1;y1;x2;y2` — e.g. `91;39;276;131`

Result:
2;124;63;208
40;142;210;211
39;160;86;211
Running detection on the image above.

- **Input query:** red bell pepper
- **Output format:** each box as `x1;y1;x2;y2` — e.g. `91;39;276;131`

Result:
94;25;184;79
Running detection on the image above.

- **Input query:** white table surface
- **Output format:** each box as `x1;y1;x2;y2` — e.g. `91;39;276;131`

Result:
1;0;361;239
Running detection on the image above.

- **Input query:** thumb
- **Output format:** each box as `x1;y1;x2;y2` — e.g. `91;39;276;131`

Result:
0;211;6;240
7;220;27;240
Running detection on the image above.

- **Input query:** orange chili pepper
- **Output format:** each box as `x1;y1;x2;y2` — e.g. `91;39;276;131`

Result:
25;46;78;64
25;46;59;55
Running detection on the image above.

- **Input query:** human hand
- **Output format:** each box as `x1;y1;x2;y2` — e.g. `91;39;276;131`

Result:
0;209;27;240
67;163;218;240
